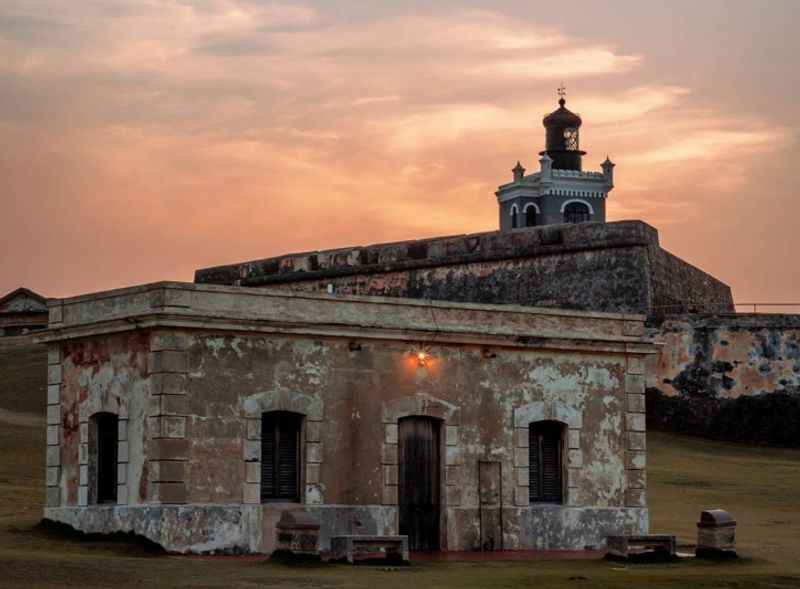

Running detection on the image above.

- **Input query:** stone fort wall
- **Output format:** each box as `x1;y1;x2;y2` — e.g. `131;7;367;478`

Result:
647;314;800;445
195;220;734;317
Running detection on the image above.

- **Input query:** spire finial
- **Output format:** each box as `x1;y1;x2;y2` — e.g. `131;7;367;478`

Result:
557;82;566;106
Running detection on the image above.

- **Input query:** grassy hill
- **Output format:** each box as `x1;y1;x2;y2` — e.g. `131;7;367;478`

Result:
0;342;799;588
0;340;47;416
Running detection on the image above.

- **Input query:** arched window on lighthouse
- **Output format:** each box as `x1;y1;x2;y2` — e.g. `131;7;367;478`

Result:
510;205;519;229
563;201;591;224
524;203;539;227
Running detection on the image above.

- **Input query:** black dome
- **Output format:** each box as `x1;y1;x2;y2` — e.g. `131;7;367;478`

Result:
543;98;582;128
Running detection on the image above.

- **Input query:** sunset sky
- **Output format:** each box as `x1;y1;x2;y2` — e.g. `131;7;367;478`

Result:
1;0;798;305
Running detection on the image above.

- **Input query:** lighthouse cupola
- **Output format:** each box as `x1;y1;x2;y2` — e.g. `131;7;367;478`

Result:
540;88;585;171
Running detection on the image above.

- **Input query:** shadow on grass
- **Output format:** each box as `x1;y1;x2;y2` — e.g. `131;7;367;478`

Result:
7;519;168;557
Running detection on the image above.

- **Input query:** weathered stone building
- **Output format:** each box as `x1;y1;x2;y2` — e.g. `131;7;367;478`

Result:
41;282;656;553
0;287;48;336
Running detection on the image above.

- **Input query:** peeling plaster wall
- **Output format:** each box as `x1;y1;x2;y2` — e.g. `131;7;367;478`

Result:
42;282;654;553
647;314;800;445
49;333;648;553
651;315;800;398
50;332;150;509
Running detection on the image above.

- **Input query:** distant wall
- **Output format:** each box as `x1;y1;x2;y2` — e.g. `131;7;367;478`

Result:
647;314;800;445
648;248;734;317
195;220;733;318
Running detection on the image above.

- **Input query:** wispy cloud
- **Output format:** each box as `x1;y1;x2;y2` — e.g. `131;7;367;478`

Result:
629;128;787;164
0;1;797;304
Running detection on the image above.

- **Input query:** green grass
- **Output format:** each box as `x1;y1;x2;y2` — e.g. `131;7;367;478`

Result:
1;343;799;587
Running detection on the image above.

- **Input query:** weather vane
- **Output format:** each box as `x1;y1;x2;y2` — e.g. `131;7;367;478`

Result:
557;83;566;99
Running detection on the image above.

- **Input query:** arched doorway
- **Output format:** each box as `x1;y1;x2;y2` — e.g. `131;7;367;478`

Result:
398;416;441;551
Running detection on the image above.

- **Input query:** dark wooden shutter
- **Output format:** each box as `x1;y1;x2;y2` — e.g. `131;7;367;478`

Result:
277;417;299;498
529;421;563;503
261;414;277;500
261;412;301;502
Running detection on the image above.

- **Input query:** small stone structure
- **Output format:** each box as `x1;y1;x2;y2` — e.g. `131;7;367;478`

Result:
275;509;320;556
0;287;48;336
40;281;657;554
696;509;737;558
330;535;409;564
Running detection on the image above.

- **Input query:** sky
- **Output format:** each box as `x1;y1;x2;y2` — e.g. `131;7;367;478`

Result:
1;0;798;305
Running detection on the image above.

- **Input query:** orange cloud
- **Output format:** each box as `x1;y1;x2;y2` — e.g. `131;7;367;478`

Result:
0;1;798;307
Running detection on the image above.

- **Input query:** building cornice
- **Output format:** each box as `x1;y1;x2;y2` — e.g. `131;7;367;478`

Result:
38;282;657;356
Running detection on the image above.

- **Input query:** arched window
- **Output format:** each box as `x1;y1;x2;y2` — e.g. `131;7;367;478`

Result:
510;205;519;229
529;421;564;504
563;202;591;224
261;411;303;502
90;412;118;504
524;204;538;227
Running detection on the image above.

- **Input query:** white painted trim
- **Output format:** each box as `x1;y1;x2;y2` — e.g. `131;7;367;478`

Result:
509;204;519;216
523;202;540;214
560;199;595;215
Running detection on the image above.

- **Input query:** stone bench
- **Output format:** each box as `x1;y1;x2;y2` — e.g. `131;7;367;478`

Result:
329;535;409;564
606;535;677;561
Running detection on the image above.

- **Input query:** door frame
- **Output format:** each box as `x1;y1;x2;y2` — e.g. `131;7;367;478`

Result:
397;415;445;551
381;394;462;551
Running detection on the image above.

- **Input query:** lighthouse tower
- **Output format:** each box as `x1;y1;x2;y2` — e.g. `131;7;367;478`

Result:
496;88;614;231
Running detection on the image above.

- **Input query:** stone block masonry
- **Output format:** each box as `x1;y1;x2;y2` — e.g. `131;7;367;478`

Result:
148;332;190;505
194;220;733;318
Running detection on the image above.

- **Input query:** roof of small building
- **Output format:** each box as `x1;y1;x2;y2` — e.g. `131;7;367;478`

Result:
0;287;49;314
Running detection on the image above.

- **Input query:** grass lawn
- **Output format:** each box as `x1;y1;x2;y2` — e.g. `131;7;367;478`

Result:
1;343;799;588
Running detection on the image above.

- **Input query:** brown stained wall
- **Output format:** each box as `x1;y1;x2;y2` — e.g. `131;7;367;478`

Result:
183;332;630;509
651;315;800;399
58;332;150;506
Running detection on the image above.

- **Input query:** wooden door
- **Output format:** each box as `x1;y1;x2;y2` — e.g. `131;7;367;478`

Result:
398;417;441;551
95;413;118;504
